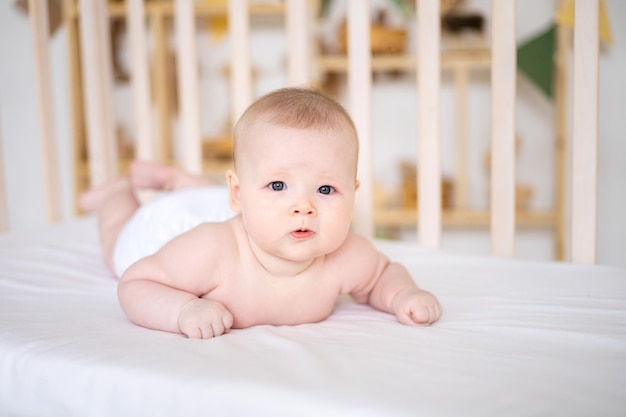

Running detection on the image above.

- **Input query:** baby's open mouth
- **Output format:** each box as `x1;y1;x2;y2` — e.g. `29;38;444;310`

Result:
291;228;314;239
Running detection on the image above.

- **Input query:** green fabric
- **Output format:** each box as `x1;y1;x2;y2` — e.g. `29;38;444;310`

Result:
517;24;557;99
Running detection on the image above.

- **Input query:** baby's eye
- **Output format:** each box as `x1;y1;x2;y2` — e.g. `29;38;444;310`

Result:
318;185;335;195
269;181;286;191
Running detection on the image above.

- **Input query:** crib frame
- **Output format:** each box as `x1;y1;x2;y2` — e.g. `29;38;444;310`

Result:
25;0;599;264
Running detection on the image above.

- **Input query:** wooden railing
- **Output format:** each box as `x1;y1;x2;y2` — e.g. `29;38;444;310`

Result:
24;0;599;263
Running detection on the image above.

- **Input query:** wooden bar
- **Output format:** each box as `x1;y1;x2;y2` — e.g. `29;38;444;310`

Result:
174;0;202;173
28;0;62;223
347;0;373;238
102;1;285;18
554;13;570;261
490;0;516;257
417;0;441;248
152;5;172;162
317;49;492;73
228;0;252;125
64;0;87;209
78;0;117;186
571;0;599;264
96;0;119;178
375;208;554;229
286;0;309;86
127;0;154;161
454;62;469;210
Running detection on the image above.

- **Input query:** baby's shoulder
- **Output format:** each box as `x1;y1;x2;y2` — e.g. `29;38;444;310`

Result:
334;232;378;255
327;233;385;269
326;233;390;294
169;216;239;254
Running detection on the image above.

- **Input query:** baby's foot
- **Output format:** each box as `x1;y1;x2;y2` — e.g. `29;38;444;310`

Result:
130;160;214;190
129;160;180;190
78;178;131;213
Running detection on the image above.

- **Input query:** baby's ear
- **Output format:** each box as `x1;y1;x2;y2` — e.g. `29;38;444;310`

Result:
226;170;242;212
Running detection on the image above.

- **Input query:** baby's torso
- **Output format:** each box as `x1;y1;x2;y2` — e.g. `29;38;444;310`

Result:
195;219;350;328
205;263;341;329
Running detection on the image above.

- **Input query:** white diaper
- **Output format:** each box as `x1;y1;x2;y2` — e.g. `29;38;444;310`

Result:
112;187;237;277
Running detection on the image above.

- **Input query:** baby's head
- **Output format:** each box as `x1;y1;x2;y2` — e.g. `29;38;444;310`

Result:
232;87;359;174
227;88;361;264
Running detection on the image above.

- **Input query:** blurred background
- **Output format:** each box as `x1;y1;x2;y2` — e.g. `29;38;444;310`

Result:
1;0;624;268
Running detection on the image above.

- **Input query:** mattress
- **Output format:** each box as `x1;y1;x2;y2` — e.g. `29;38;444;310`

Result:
1;217;625;417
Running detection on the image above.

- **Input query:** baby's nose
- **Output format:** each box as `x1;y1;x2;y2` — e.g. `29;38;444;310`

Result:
290;200;317;216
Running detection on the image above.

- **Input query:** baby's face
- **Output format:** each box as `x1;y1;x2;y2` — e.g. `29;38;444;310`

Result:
230;122;358;263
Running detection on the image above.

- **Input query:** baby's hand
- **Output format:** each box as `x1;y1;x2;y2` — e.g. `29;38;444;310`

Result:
391;288;442;326
178;298;234;338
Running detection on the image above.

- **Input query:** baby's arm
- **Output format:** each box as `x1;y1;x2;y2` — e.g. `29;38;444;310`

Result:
367;261;441;325
343;235;441;325
117;224;233;338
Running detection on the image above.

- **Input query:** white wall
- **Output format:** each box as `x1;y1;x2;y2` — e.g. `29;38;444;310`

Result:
1;0;624;268
596;0;626;268
0;2;73;229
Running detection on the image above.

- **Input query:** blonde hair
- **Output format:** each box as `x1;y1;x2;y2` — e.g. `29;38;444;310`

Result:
232;88;358;167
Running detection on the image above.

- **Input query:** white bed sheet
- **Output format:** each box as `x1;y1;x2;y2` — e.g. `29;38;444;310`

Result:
1;218;625;417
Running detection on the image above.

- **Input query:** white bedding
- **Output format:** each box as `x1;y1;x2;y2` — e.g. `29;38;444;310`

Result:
1;218;625;417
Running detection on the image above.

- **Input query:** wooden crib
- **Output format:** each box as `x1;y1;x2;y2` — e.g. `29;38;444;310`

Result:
2;2;625;417
19;0;599;264
18;0;600;265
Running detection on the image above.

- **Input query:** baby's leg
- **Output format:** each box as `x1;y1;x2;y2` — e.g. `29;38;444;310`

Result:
80;179;139;273
130;160;214;191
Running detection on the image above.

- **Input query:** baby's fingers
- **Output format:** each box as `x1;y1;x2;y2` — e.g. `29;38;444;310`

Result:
178;299;234;339
179;323;204;339
397;298;442;326
221;310;234;332
193;313;233;339
206;311;234;338
397;304;432;326
181;321;221;339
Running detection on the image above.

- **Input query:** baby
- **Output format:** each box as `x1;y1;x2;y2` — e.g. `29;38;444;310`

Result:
81;88;441;338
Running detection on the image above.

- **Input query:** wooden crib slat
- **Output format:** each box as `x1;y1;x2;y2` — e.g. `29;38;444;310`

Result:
490;0;516;257
417;0;441;248
174;0;202;174
454;63;469;211
127;0;154;161
228;0;253;125
152;6;173;162
78;0;118;186
554;21;570;261
347;0;373;238
95;0;119;180
28;0;62;223
286;0;309;86
571;0;599;264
